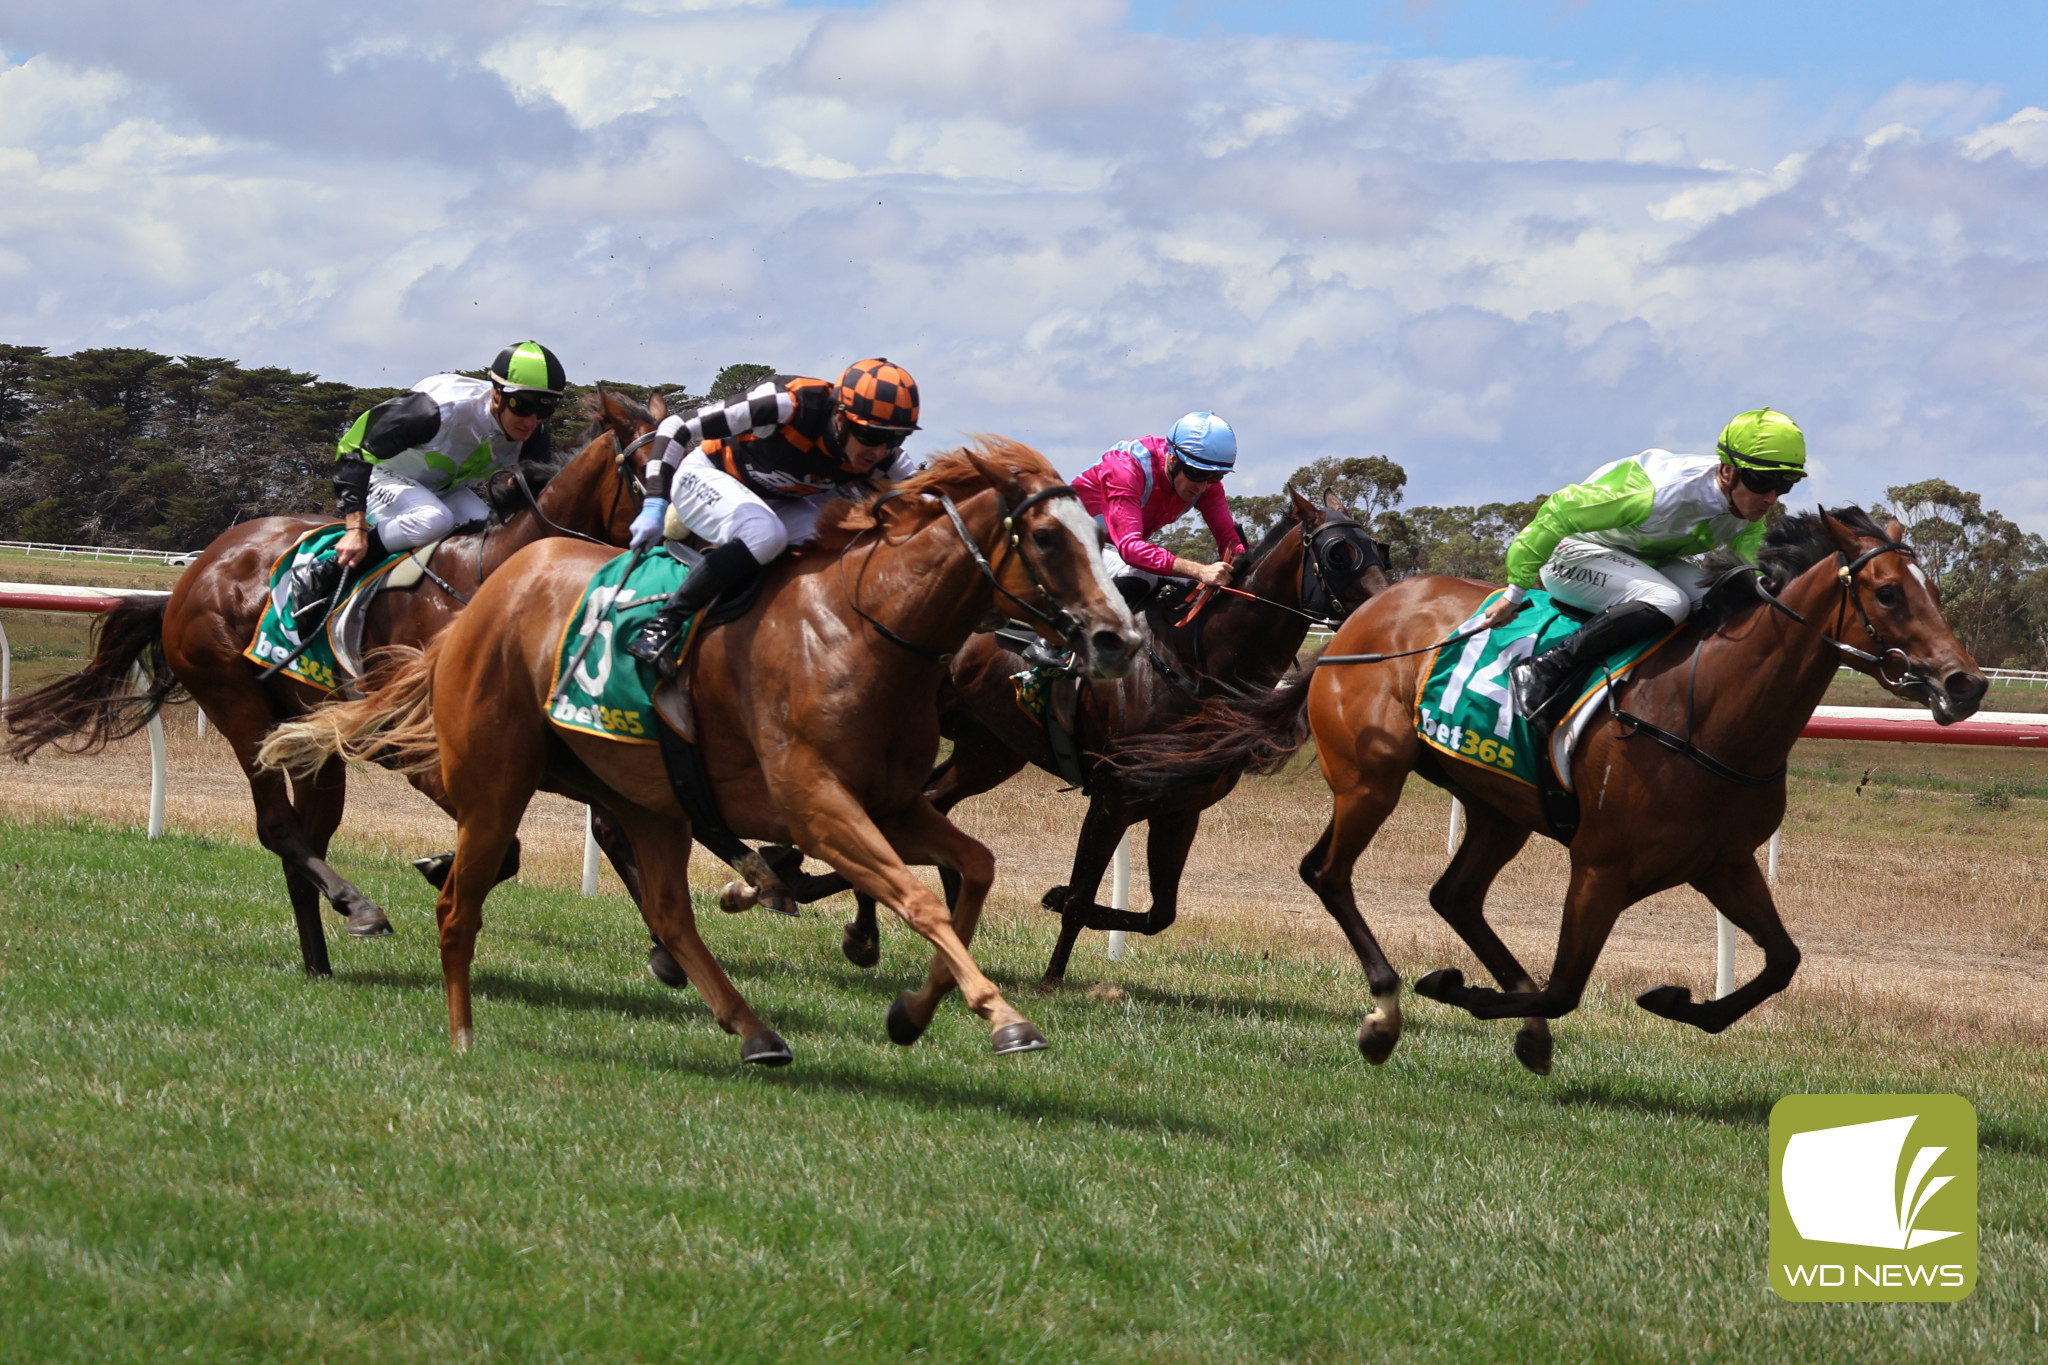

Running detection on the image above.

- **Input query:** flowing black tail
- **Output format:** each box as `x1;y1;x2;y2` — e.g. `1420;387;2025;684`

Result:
3;596;185;759
1114;652;1321;799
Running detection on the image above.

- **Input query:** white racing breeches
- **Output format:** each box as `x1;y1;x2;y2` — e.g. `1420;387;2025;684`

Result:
366;476;491;551
1539;538;1707;624
1096;515;1168;590
666;449;836;562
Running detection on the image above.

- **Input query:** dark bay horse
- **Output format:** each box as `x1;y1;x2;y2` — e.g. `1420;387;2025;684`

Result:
258;439;1137;1063
1121;508;1984;1073
4;390;661;976
834;487;1388;989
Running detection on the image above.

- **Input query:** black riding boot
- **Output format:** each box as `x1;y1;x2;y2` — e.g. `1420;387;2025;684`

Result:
623;540;763;679
291;527;386;617
1509;601;1672;722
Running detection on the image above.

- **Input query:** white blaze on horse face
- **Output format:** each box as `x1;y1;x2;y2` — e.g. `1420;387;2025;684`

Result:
1050;498;1136;632
1909;562;1931;591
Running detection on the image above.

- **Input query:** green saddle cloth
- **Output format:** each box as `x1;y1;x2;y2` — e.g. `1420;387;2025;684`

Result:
242;524;404;691
548;550;696;746
1415;588;1672;788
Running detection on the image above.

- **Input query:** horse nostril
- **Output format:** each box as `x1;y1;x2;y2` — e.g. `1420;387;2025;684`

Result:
1946;671;1986;701
1091;629;1129;658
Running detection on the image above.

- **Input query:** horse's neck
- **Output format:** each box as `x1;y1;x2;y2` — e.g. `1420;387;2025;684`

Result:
846;503;1005;662
478;442;624;582
1197;528;1311;686
1675;569;1845;759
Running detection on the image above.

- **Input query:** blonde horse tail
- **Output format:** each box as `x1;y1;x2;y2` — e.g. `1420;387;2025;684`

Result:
256;642;444;779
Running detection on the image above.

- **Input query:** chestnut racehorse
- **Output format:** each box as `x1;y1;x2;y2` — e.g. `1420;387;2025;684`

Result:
833;487;1388;989
4;390;662;975
1121;508;1984;1073
259;439;1137;1064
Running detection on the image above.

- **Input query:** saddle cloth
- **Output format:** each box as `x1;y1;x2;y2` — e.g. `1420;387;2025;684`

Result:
242;525;435;690
1414;588;1675;791
547;549;697;745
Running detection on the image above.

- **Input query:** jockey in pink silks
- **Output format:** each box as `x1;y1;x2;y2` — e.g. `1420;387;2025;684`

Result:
1070;411;1246;613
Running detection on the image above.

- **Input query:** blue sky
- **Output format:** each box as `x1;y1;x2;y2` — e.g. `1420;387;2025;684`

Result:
3;0;2045;525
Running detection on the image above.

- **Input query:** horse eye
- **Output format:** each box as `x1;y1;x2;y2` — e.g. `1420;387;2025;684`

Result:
1031;527;1059;551
1875;584;1901;608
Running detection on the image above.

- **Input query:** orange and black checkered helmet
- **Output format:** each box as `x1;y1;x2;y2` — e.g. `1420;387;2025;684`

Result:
835;358;920;433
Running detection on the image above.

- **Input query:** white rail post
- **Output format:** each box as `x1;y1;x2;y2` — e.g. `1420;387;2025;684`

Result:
582;807;602;896
195;706;206;739
132;664;165;840
1106;829;1133;960
1447;798;1465;855
0;614;10;704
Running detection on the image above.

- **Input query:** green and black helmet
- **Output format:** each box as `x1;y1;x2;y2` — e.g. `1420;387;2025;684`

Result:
488;340;567;396
1716;407;1806;473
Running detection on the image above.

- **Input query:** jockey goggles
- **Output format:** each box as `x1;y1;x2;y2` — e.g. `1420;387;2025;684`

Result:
842;419;911;450
1735;463;1803;496
1171;456;1226;484
500;389;560;419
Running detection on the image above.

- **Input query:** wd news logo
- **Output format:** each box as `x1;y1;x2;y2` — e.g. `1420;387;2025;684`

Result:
1769;1095;1976;1302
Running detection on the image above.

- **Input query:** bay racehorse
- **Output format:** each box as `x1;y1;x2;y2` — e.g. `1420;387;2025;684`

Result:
832;487;1387;989
4;390;662;975
257;439;1137;1063
1119;508;1983;1073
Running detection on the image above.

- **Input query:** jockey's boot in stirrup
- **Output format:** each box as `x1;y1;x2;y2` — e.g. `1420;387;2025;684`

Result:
292;527;384;618
1020;638;1075;673
1509;601;1671;723
623;539;763;680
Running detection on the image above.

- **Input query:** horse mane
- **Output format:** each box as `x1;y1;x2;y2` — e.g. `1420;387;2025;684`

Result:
807;436;1063;551
1693;504;1892;625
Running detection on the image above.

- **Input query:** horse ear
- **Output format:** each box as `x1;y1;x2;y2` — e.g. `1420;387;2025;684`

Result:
962;444;1027;503
648;390;669;422
1287;485;1321;524
1820;509;1865;556
1886;517;1907;543
1322;489;1347;513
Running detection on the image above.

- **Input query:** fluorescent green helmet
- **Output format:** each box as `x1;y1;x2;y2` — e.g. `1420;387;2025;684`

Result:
488;340;566;395
1716;407;1806;472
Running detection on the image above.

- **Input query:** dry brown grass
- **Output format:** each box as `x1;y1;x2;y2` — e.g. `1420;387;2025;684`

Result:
6;691;2047;1048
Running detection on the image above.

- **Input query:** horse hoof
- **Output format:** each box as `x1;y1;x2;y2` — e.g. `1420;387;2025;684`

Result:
1413;968;1464;1003
841;923;880;969
718;881;758;914
885;994;929;1047
1356;1019;1400;1066
741;1029;793;1067
451;1027;474;1055
1636;984;1694;1020
759;889;801;919
647;943;690;990
992;1021;1049;1056
411;852;453;889
1039;885;1068;913
1513;1028;1554;1076
346;906;393;938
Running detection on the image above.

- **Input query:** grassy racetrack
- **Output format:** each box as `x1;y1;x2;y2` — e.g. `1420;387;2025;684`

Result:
2;819;2043;1362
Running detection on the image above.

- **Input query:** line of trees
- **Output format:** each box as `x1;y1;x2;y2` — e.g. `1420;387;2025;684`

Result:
5;345;2044;665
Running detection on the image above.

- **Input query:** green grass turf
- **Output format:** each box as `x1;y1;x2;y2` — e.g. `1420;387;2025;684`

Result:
1;818;2043;1363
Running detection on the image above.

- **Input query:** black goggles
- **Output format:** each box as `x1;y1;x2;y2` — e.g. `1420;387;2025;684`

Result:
1171;457;1226;484
844;422;911;450
1735;464;1804;496
501;389;560;418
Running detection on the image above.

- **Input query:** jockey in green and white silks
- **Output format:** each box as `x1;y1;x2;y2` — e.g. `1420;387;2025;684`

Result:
1483;407;1808;721
330;341;566;570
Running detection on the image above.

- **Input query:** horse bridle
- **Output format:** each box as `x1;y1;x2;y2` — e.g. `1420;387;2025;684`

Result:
1299;511;1385;625
843;481;1090;661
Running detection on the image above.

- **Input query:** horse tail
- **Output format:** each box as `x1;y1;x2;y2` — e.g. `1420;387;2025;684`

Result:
256;642;444;779
1116;651;1321;798
3;595;185;760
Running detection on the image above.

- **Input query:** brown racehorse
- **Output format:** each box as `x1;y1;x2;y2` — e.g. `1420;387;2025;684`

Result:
1120;508;1985;1073
4;390;662;976
832;488;1388;989
258;439;1137;1063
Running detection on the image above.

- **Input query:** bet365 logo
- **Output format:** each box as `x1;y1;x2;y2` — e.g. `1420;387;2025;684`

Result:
1770;1095;1976;1301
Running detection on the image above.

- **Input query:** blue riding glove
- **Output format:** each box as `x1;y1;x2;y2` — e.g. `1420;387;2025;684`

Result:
629;496;667;551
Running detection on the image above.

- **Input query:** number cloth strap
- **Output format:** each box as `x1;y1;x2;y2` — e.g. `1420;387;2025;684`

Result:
1414;588;1674;788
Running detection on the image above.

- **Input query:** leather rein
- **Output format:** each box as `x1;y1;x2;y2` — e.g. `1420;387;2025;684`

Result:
841;482;1089;663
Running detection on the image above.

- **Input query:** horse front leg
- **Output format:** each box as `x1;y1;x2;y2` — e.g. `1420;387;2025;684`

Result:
1416;861;1633;1026
1637;853;1801;1034
294;754;391;938
1040;798;1132;991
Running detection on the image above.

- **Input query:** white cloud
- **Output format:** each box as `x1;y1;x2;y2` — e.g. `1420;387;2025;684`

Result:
4;0;2047;528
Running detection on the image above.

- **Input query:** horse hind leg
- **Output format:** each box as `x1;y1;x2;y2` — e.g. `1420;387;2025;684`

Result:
844;894;883;969
1414;802;1550;1073
1298;788;1407;1064
292;755;391;938
1637;853;1800;1034
1039;801;1132;991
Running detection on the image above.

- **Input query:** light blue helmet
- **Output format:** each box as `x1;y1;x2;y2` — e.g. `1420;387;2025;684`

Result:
1167;411;1237;474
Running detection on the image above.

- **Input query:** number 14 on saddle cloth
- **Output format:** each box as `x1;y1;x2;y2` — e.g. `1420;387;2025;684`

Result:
1414;588;1676;789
